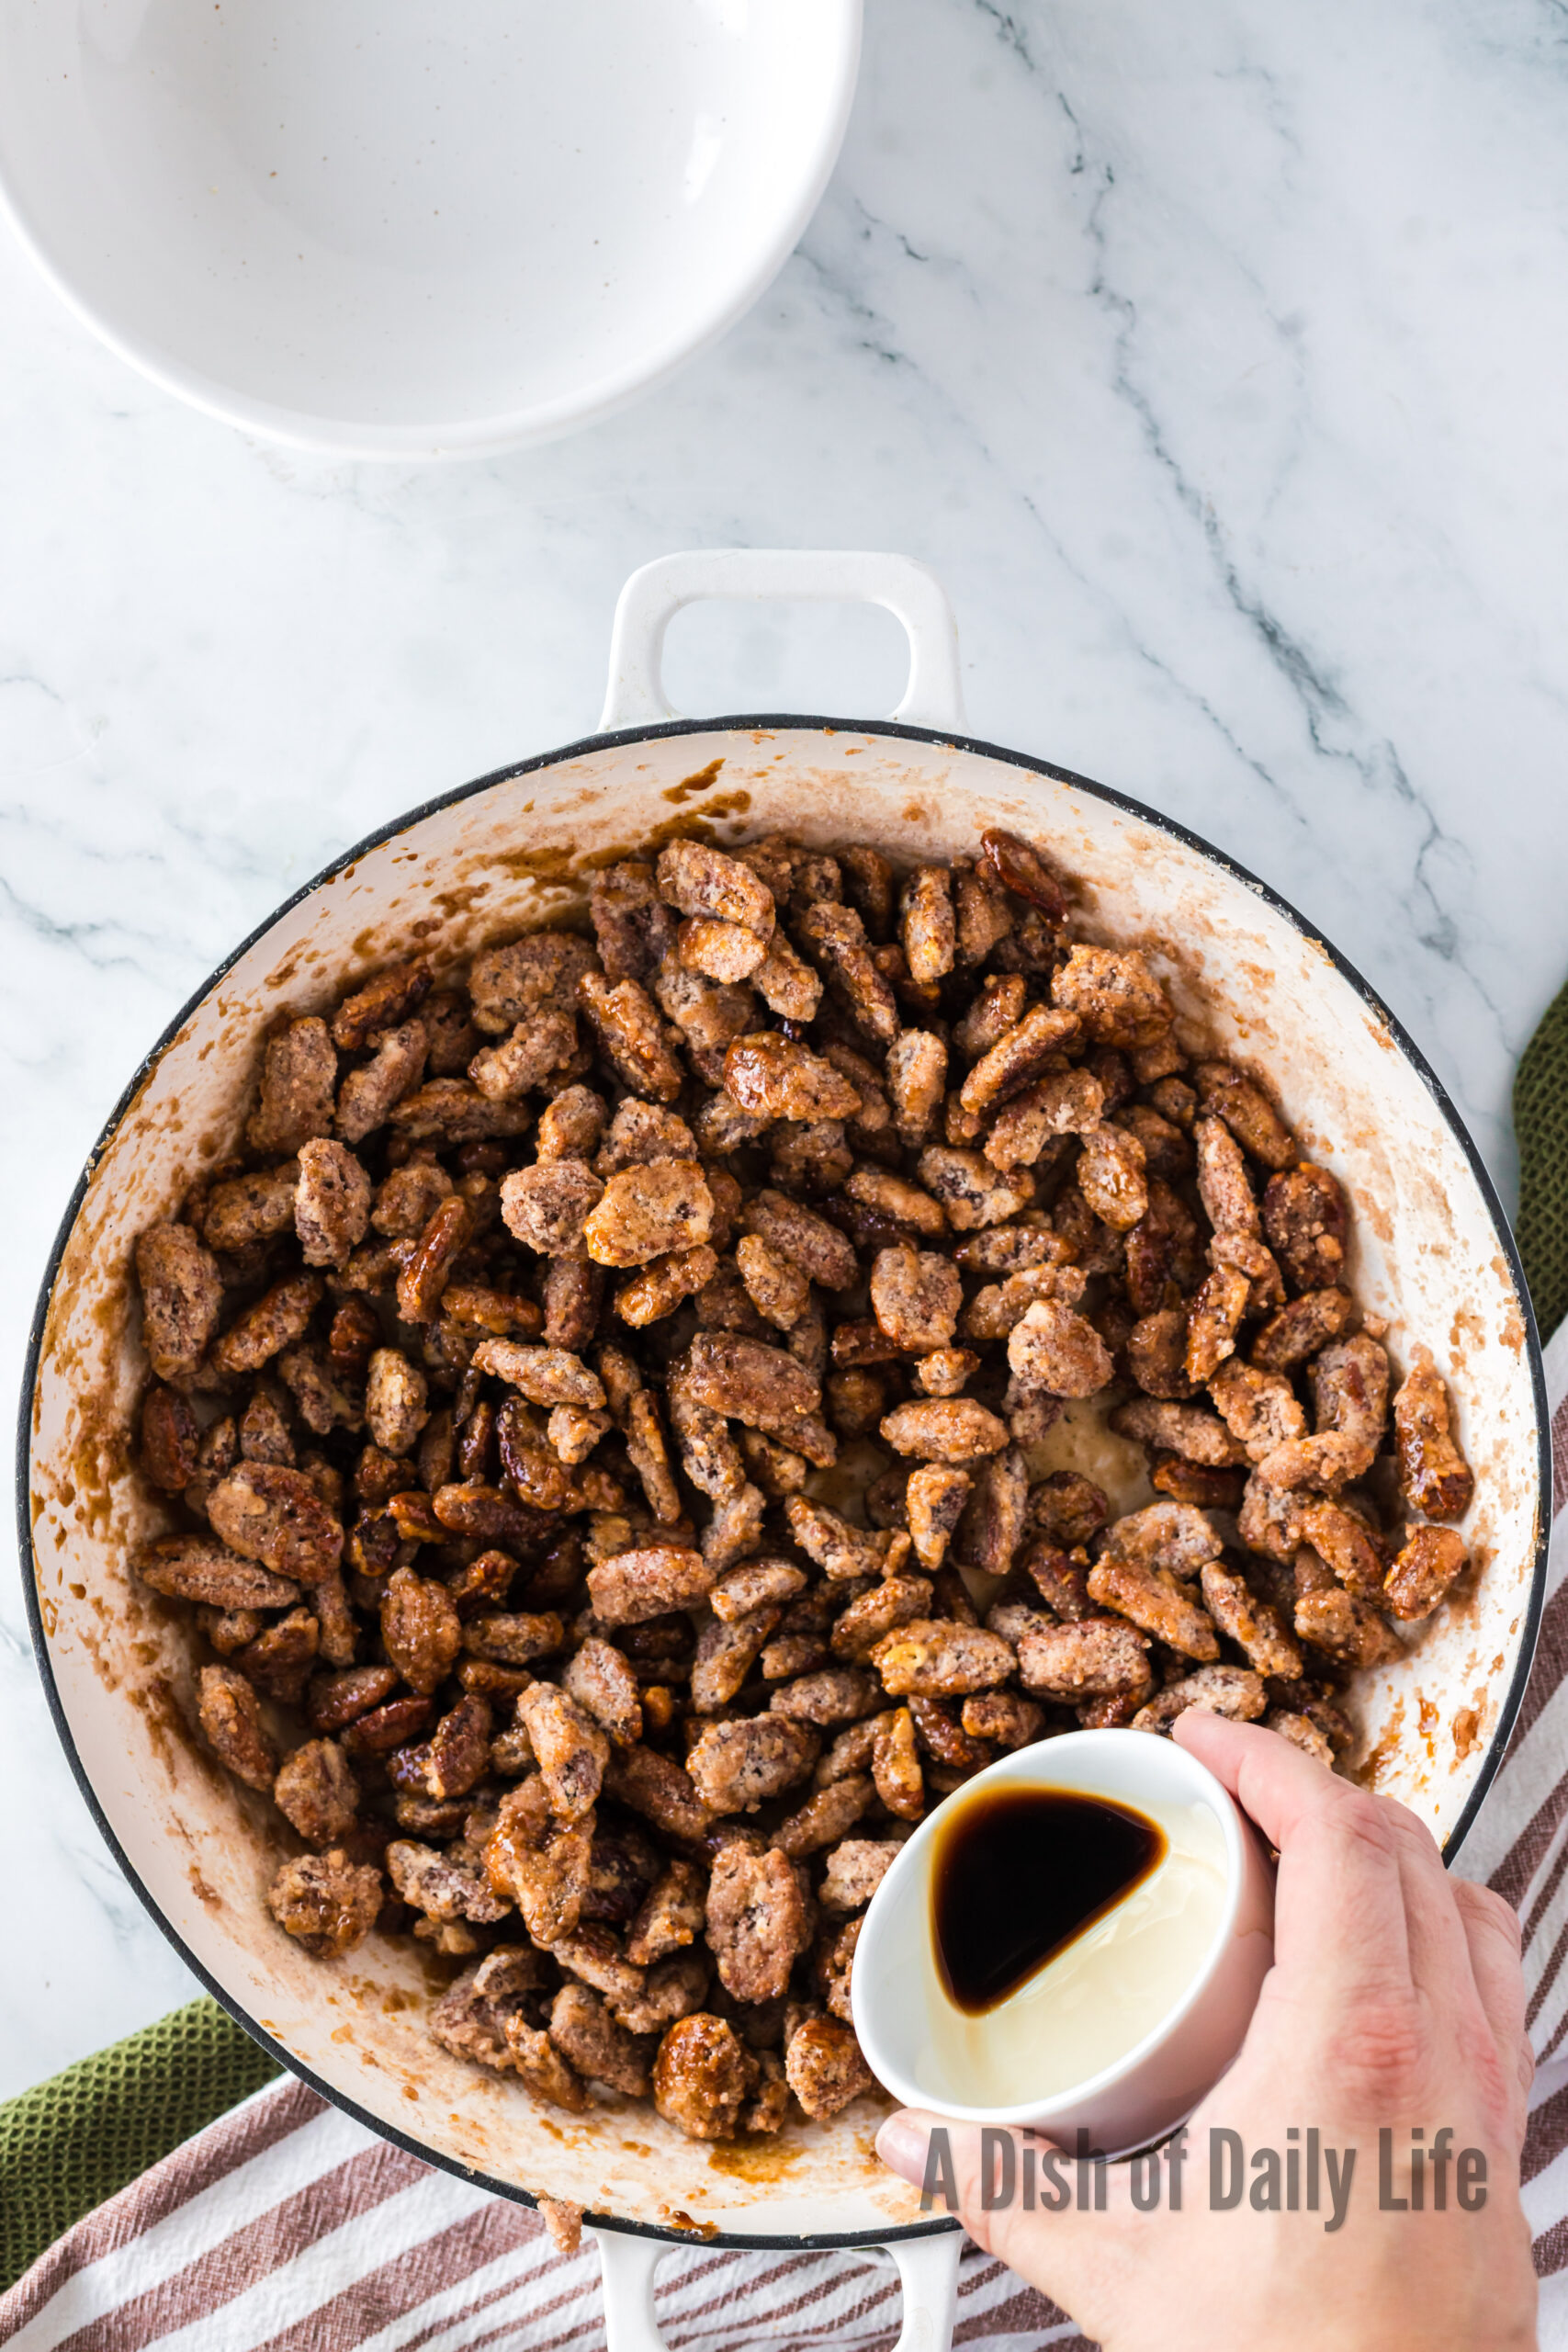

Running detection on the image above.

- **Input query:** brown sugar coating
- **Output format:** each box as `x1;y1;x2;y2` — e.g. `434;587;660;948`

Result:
126;820;1474;2141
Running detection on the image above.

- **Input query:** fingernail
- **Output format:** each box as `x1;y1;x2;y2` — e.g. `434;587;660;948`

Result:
875;2110;928;2184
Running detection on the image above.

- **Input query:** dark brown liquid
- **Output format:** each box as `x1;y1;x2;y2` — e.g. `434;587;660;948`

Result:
931;1787;1168;2016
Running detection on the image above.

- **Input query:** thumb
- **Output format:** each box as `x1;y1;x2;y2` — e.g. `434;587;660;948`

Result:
875;2109;1133;2294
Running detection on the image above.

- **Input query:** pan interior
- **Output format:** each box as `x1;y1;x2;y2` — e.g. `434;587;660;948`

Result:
26;722;1543;2232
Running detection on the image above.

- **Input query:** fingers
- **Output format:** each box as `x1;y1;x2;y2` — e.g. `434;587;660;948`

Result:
1175;1715;1411;2000
875;2109;1113;2286
1453;1879;1534;2134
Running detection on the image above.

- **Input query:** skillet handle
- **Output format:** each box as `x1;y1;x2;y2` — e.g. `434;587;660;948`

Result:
588;2223;963;2352
597;548;966;734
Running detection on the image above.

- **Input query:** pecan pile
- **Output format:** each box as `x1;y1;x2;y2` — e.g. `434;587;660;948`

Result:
129;827;1475;2142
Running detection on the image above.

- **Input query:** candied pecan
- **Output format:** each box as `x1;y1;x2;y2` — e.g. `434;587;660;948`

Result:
336;1022;430;1146
462;1611;564;1665
624;1860;707;1966
239;1386;295;1468
1111;1398;1247;1466
686;1717;819;1814
1194;1115;1261;1239
134;1223;225;1385
1088;1557;1218;1662
267;1849;382;1959
141;1382;203;1493
537;1258;602;1351
880;1396;1010;1464
469;1340;606;1411
962;1691;1046;1748
830;1576;935;1660
723;1032;862;1123
212;1272;322;1380
389;1839;511;1925
879;1029;945;1151
820;1840;900;1913
653;2012;754;2140
370;1160;451;1240
359;1348;427;1459
1293;1585;1402;1669
604;1743;714;1842
1152;1457;1246;1510
915;1147;1035;1235
905;1464;973;1572
1122;1308;1190;1401
499;2018;589;2111
675;918;768;983
894;865;953;986
590;862;676;984
388;1080;531;1144
906;1695;990;1771
865;1244;959;1354
1393;1347;1474;1521
1258;1335;1389;1491
408;1694;494;1798
710;1559;808;1623
233;1608;320;1705
1023;1476;1107;1556
865;1705;921;1819
955;1447;1028;1580
870;1619;1013;1697
293;1137;371;1270
468;1007;578;1102
1050;945;1171;1046
656;840;775;934
561;1636;643;1747
1263;1162;1349;1295
1184;1263;1253;1384
705;1840;810;2001
1114;1103;1192;1182
247;1018;338;1155
1250;1286;1356;1371
496;1164;601;1261
517;1683;609;1822
396;1194;474;1324
681;1331;824;1443
979;827;1068;922
797;899;900;1046
1015;1617;1152;1702
1134;1664;1267;1733
771;1668;880;1725
587;1544;714;1625
579;971;684;1103
651;955;755;1080
914;1348;979;1398
274;1738;358;1847
330;960;433;1054
785;2016;875;2120
197;1663;277;1790
484;1777;592;1942
307;1664;399;1733
740;1188;859;1288
772;1774;877;1858
549;1983;653;2097
690;1607;782;1713
1208;1358;1305;1464
1199;1558;1302;1679
1384;1525;1470;1622
959;1006;1079;1116
381;1566;461;1693
753;930;824;1021
201;1164;300;1253
209;1463;343;1583
469;932;598;1034
1003;1299;1111;1401
582;1162;715;1268
1195;1061;1294;1171
983;1072;1101;1173
945;854;1010;967
137;1533;297;1612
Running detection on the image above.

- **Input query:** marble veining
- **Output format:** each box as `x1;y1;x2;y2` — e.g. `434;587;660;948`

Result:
3;0;1567;2096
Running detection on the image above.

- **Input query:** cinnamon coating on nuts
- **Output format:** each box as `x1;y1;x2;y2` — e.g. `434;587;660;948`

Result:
129;818;1475;2139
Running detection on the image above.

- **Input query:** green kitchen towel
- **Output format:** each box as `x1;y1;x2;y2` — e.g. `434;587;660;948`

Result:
1516;972;1568;1342
0;1998;280;2291
4;971;1566;2298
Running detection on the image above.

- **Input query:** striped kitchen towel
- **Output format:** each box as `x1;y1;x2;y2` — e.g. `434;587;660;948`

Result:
0;1318;1562;2351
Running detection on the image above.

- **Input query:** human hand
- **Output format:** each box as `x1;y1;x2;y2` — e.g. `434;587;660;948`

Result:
874;1715;1537;2352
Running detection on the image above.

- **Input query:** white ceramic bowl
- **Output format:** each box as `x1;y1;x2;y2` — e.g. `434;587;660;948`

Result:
852;1732;1277;2157
0;0;862;457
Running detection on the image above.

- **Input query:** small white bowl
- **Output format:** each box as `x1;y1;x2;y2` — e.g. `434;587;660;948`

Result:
0;0;862;458
852;1730;1276;2158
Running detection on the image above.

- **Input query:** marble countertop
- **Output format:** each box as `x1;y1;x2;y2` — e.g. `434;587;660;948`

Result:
4;0;1566;2103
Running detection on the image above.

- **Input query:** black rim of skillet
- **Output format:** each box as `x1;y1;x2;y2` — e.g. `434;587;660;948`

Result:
17;712;1552;2251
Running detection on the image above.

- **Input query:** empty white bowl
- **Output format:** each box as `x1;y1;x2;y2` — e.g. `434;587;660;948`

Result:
852;1731;1277;2158
0;0;862;457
